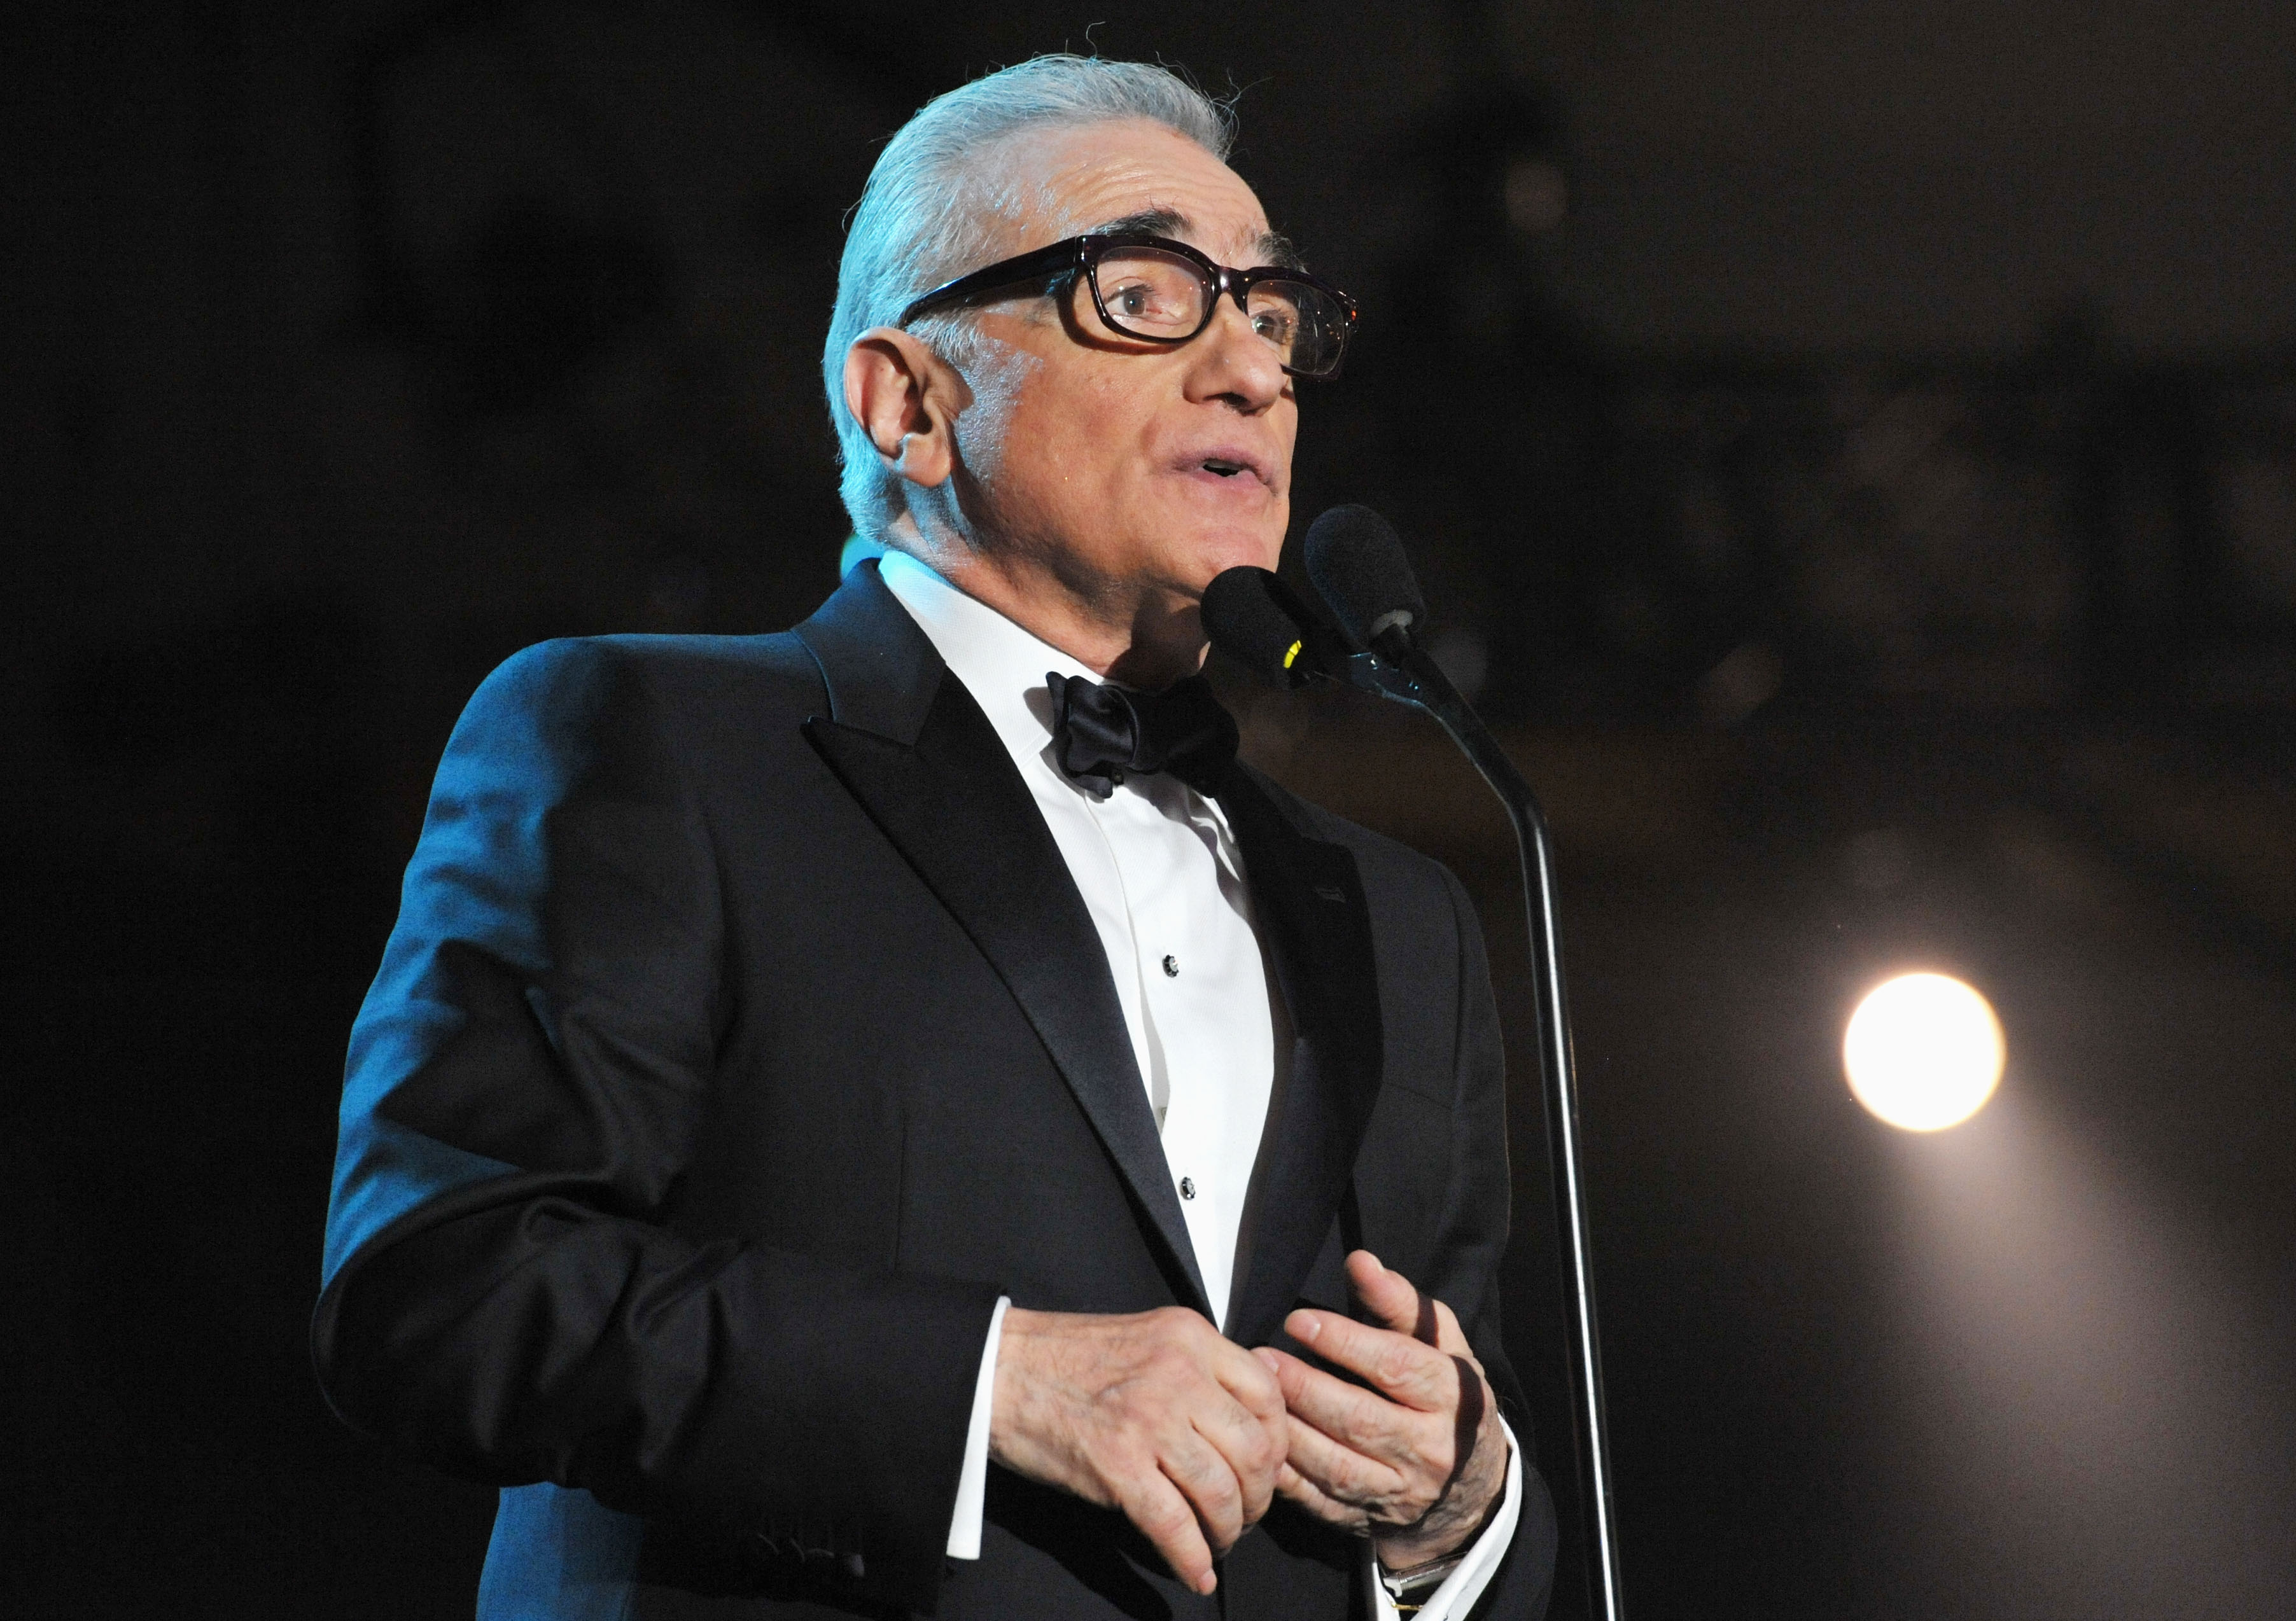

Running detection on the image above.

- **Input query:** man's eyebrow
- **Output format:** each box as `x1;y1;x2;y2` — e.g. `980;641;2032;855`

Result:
1086;210;1306;271
1254;230;1303;271
1089;208;1190;240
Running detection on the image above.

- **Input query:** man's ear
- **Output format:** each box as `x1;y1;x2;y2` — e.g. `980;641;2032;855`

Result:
843;328;968;490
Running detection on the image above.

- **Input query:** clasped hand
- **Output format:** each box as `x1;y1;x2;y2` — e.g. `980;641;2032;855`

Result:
989;1251;1506;1594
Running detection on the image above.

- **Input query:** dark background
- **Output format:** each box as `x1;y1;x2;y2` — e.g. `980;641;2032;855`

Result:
6;3;2294;1616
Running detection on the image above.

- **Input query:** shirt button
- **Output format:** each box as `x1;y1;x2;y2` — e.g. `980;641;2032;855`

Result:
1179;1176;1196;1200
1162;955;1179;977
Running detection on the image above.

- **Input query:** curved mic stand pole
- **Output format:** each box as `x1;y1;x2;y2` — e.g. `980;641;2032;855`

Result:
1339;628;1625;1621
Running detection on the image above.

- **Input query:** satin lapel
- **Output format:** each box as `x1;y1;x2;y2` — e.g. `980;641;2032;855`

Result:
794;567;1212;1316
1217;767;1385;1351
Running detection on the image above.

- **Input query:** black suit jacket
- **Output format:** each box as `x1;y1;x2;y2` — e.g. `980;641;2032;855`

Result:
314;562;1557;1619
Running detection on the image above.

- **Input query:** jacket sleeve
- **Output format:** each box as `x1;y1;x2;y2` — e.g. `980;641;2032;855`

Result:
311;638;999;1610
1432;864;1561;1620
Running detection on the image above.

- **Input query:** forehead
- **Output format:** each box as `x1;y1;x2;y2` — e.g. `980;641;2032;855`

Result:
983;117;1271;263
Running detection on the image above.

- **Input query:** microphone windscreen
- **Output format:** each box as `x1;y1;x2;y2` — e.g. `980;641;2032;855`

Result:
1304;504;1428;649
1201;566;1319;684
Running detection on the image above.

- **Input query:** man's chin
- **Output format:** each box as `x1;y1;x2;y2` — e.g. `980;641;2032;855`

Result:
1156;470;1285;548
1161;517;1287;594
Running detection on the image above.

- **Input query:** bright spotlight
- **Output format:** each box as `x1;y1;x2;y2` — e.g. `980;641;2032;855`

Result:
1844;973;2005;1131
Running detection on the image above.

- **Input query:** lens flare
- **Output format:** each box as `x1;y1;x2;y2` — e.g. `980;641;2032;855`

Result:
1844;973;2005;1131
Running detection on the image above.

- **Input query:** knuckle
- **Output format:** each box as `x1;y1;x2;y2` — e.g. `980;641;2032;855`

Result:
1154;1513;1200;1553
1431;1431;1457;1480
1235;1351;1278;1397
1163;1443;1208;1487
1352;1458;1396;1503
1378;1342;1419;1386
1411;1410;1455;1470
1203;1475;1242;1519
1135;1492;1192;1540
1158;1305;1207;1340
1096;1445;1148;1499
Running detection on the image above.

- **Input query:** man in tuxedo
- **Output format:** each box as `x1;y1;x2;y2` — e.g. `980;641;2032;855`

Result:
316;53;1557;1620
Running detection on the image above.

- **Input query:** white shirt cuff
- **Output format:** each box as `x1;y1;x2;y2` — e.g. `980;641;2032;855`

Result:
1365;1416;1523;1621
945;1295;1010;1560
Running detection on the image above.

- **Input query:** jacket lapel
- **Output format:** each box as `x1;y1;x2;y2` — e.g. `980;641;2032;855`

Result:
794;564;1212;1316
1216;765;1385;1351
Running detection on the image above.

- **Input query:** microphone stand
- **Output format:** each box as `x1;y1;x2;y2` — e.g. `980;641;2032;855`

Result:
1336;631;1625;1621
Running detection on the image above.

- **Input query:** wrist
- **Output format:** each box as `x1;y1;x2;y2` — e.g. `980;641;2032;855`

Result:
1372;1422;1510;1568
986;1305;1051;1467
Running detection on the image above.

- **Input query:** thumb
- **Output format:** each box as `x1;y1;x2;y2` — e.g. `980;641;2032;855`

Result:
1430;1297;1481;1365
1344;1249;1425;1339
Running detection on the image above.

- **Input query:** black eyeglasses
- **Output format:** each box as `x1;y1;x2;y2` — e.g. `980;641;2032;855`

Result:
895;232;1359;380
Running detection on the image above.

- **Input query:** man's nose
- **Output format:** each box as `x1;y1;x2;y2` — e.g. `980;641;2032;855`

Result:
1184;294;1288;412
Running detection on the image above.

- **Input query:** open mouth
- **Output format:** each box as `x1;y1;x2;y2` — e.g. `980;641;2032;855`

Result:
1183;448;1273;492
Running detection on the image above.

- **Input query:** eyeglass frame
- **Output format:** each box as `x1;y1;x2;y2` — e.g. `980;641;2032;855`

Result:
893;231;1360;380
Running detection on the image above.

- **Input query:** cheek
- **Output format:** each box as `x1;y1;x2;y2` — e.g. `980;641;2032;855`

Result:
1016;375;1130;484
982;392;1100;530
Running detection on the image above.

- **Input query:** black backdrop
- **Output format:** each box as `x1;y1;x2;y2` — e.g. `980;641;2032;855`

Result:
6;4;2295;1616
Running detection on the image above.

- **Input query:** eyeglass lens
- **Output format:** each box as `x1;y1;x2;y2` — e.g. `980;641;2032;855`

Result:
1088;246;1347;377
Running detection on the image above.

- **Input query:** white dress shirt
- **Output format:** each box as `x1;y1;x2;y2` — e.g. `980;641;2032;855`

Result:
877;552;1518;1619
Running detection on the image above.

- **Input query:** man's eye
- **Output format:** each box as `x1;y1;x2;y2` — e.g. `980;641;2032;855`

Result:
1252;311;1296;344
1103;273;1195;326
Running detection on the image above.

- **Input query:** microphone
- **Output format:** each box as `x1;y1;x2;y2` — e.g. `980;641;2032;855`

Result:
1202;524;1465;722
1228;504;1627;1621
1302;504;1429;653
1200;566;1350;687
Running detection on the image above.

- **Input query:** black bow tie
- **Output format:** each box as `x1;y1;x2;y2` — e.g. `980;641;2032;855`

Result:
1046;672;1239;800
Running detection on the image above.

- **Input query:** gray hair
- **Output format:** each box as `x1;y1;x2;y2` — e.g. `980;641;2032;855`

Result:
823;55;1235;541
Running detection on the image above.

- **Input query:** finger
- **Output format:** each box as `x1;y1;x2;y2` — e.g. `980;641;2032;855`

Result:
1201;1345;1286;1513
1160;1424;1248;1555
1345;1249;1425;1337
1193;1399;1278;1528
1261;1343;1425;1452
1268;1349;1443;1473
1285;1308;1456;1412
1258;1344;1361;1429
1278;1410;1409;1508
1211;1337;1289;1429
1121;1471;1219;1595
1259;1348;1377;1456
1273;1456;1373;1533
